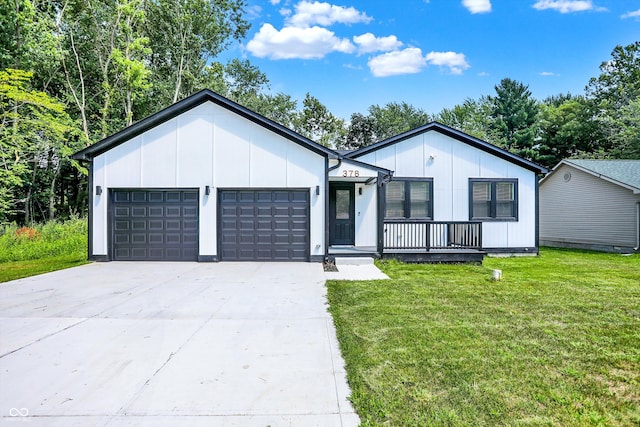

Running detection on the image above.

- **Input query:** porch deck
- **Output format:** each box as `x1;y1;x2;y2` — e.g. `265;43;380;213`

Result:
328;221;486;263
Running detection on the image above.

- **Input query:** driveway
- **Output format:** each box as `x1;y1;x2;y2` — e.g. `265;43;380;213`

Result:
0;262;358;426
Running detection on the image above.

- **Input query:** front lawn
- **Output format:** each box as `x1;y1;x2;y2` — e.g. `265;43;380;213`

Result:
0;218;88;283
327;248;640;426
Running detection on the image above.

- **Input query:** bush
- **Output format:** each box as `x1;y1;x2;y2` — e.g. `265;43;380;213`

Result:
0;218;87;262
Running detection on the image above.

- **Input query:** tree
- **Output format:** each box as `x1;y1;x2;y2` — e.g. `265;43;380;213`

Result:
143;0;249;106
586;42;640;159
368;101;431;140
343;112;377;149
488;78;539;160
0;69;80;223
537;94;602;168
610;99;640;159
586;42;640;113
342;101;431;149
294;93;345;147
434;97;493;141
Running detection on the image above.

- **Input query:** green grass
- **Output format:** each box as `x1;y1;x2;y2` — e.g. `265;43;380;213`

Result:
327;248;640;426
0;218;88;282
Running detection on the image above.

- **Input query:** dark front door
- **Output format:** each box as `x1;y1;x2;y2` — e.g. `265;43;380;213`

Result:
329;183;355;245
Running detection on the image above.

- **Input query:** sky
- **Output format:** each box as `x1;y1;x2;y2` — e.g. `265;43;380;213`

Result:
220;0;640;119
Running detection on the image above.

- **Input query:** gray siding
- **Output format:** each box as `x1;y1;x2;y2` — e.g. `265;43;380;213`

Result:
540;165;640;249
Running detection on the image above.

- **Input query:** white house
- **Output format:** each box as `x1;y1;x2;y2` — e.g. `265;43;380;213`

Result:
72;90;547;262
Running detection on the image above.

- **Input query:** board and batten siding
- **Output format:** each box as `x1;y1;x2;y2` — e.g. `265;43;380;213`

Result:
539;164;640;249
357;131;538;249
91;101;326;259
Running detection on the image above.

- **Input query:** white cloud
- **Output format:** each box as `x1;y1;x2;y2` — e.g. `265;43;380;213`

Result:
246;5;262;20
368;48;427;77
532;1;604;13
353;33;403;55
425;51;470;75
462;0;492;14
270;0;280;4
478;71;490;77
621;9;640;19
287;1;372;28
246;23;355;60
539;71;557;76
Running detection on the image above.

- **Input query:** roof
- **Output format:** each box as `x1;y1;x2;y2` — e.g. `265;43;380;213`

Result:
72;89;339;161
347;121;548;174
543;159;640;193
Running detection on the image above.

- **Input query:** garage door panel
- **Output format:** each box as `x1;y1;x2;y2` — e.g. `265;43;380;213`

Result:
110;189;199;261
219;189;309;261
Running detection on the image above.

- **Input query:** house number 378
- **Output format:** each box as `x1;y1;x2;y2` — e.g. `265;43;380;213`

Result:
342;169;360;177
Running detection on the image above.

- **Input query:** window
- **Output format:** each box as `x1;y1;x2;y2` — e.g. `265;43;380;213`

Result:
385;179;433;219
469;179;518;221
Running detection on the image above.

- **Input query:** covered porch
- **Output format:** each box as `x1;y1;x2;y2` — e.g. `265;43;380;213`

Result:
326;158;485;263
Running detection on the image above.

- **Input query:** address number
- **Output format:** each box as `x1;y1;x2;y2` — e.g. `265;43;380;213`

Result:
342;169;360;177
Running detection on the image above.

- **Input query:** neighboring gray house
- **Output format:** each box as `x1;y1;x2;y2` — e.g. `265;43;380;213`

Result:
539;159;640;253
71;89;547;263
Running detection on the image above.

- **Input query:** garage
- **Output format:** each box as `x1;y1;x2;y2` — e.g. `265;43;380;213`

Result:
110;189;199;261
219;189;310;261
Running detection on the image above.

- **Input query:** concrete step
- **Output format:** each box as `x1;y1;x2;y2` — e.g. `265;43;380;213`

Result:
334;257;374;266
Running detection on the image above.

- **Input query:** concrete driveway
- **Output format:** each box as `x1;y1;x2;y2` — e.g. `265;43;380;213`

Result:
0;262;359;426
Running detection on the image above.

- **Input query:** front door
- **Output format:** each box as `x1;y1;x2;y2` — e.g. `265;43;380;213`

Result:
329;183;355;245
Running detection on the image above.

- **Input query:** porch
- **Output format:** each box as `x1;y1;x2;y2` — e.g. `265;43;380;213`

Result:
328;221;485;263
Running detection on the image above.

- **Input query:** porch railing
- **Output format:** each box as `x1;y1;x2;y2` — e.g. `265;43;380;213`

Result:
383;221;482;251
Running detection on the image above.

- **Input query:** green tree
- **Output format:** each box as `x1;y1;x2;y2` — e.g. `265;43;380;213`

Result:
143;0;249;106
435;97;493;141
610;98;640;159
0;69;80;223
586;42;640;159
368;101;431;140
488;78;539;160
294;93;345;147
343;112;377;149
537;94;602;168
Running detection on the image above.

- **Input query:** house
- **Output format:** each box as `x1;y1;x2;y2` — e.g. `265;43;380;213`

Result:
539;159;640;253
72;89;547;263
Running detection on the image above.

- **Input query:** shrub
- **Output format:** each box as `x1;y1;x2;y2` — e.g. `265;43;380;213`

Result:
0;218;87;262
15;226;41;240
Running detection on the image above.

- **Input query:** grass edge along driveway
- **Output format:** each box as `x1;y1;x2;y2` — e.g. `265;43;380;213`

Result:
327;248;640;426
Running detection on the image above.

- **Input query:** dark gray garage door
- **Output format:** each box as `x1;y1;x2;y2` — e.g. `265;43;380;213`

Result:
219;189;310;261
110;189;199;261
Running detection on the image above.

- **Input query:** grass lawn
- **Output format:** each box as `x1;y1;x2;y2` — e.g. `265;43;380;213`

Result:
0;218;88;283
327;248;640;426
0;255;88;283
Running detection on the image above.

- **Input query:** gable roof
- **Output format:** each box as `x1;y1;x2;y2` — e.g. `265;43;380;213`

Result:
346;121;548;174
542;159;640;194
72;89;338;161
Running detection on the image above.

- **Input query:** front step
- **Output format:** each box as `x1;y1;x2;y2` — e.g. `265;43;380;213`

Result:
334;257;375;266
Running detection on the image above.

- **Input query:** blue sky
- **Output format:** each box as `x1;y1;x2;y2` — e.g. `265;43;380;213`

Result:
222;0;640;119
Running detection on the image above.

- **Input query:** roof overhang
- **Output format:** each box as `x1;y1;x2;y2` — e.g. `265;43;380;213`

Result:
72;89;338;161
347;121;548;175
540;160;640;194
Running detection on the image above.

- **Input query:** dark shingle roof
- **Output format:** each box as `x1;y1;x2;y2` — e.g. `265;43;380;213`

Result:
564;159;640;192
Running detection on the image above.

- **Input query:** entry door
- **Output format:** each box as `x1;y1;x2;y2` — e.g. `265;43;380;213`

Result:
329;183;355;245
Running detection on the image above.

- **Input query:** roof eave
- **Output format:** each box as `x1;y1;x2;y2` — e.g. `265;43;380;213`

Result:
71;89;338;161
347;122;548;174
552;160;640;193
